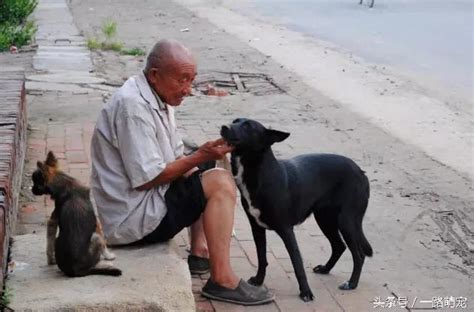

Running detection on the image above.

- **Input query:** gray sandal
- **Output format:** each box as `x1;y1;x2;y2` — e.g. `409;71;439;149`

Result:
187;255;210;274
201;279;275;306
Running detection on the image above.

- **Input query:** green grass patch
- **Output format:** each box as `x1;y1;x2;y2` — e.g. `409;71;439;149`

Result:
102;41;123;52
0;0;38;25
87;38;124;52
0;20;36;51
102;20;118;41
0;0;37;51
87;19;144;56
0;286;12;307
86;38;101;50
121;47;146;56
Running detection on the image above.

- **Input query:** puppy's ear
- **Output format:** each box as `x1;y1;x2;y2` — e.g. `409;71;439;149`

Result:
265;129;290;144
45;151;58;168
37;161;45;170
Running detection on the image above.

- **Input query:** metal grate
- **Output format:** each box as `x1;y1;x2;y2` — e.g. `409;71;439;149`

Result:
194;71;285;96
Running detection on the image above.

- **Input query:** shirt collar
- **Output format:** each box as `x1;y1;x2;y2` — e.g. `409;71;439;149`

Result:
136;71;167;112
150;85;167;111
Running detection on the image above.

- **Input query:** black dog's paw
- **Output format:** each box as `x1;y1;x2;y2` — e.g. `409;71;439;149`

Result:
299;289;314;302
248;276;263;286
313;264;330;274
338;281;357;290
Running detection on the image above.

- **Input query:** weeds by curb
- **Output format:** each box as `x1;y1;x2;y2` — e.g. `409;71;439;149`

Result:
87;19;145;56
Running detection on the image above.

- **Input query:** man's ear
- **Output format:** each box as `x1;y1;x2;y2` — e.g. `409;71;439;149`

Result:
147;68;160;84
45;151;58;168
265;129;290;144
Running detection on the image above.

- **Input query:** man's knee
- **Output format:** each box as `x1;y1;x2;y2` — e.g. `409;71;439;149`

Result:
201;168;237;201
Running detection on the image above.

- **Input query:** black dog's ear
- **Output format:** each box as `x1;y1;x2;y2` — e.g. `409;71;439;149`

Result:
265;129;290;144
37;161;44;169
45;151;58;168
232;118;247;124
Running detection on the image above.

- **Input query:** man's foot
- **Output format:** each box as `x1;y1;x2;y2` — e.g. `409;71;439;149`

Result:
201;279;275;306
188;255;210;274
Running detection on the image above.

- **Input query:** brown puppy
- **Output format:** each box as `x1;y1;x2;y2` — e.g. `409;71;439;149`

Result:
32;151;121;277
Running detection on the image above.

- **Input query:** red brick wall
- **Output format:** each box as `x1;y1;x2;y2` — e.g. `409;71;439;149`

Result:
0;71;27;287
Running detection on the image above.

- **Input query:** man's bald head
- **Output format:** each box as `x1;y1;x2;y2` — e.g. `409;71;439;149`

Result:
144;39;195;74
144;39;197;106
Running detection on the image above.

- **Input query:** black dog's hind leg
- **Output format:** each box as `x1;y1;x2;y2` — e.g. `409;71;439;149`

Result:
338;214;364;290
313;210;346;274
247;219;267;286
276;228;314;302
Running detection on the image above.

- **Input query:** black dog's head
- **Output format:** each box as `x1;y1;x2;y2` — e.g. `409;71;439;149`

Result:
31;151;58;196
220;118;290;153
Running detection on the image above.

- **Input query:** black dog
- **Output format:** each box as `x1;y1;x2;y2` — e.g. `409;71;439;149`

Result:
221;118;373;301
32;151;121;277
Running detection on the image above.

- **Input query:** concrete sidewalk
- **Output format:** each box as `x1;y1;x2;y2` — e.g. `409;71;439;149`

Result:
9;0;473;311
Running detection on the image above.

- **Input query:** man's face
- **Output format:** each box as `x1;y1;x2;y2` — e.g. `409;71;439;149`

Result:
149;58;197;106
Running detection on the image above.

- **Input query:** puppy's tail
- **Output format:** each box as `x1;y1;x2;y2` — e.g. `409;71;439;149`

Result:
89;263;122;276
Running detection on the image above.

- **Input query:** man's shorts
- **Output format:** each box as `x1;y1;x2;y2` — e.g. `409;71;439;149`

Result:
140;170;207;244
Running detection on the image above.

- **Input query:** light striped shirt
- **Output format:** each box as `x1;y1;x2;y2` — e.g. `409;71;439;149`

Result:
90;71;184;245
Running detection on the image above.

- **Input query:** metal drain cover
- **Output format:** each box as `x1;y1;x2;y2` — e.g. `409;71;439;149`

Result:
194;71;285;96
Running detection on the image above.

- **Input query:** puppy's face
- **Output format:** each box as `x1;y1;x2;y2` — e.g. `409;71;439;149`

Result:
220;118;290;153
31;151;58;196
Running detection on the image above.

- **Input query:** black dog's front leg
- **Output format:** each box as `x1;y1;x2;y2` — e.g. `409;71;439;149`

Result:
241;197;268;286
277;228;314;302
248;219;267;286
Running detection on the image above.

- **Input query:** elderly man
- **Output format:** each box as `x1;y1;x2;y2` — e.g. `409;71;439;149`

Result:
90;39;274;305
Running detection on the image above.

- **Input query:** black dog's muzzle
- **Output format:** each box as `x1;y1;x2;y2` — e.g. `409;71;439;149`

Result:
220;125;239;146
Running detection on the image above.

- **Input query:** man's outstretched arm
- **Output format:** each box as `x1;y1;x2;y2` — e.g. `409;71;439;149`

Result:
136;138;233;191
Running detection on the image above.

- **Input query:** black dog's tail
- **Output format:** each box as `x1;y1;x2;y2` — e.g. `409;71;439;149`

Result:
360;231;373;257
358;171;373;257
89;264;122;276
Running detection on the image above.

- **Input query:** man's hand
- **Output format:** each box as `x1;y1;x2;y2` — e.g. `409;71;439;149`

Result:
195;138;234;161
136;138;233;190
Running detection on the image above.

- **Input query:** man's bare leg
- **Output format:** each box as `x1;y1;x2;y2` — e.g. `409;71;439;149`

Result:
184;167;210;259
201;168;239;288
189;215;209;258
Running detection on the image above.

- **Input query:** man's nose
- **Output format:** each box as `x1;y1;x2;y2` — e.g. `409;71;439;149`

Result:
182;84;192;96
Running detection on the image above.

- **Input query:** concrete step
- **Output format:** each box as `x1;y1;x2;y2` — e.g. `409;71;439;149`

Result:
9;233;195;311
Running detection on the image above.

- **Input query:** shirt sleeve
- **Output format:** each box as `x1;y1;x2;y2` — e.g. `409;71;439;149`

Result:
116;111;166;188
174;132;184;158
